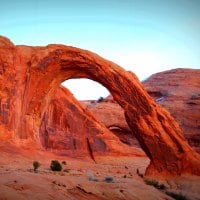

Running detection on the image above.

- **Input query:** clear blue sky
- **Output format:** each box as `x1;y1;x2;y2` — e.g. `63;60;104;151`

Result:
1;0;200;99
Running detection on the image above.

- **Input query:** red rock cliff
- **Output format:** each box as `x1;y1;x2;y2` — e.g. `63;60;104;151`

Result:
143;68;200;153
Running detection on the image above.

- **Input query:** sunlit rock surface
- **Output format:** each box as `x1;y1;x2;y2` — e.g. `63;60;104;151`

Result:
143;68;200;153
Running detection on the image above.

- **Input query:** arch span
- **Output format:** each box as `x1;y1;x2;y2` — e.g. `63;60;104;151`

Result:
0;37;200;176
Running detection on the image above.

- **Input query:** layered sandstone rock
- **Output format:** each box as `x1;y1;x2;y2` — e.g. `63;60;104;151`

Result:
143;68;200;153
40;86;143;157
0;36;199;176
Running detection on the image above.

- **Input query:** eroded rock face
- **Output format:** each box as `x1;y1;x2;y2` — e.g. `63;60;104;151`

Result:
143;68;200;153
82;100;140;147
0;36;200;176
40;86;143;157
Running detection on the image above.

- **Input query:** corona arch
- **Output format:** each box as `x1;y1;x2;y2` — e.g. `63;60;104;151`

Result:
0;36;200;176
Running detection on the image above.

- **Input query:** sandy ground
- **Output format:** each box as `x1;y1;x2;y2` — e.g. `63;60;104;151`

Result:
0;143;200;200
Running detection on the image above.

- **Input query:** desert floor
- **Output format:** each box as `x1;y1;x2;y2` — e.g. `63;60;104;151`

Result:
0;142;200;200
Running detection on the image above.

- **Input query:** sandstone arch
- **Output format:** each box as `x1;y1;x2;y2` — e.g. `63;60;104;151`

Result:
0;36;200;176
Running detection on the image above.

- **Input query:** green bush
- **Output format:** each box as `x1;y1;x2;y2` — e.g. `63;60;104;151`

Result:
50;160;62;171
97;97;104;103
33;161;40;171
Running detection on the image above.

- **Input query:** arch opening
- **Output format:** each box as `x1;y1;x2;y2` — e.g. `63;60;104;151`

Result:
62;78;110;100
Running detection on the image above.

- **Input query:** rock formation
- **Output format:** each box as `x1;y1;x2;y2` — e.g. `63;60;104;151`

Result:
40;86;143;157
87;69;200;153
0;36;200;176
143;68;200;153
83;99;140;147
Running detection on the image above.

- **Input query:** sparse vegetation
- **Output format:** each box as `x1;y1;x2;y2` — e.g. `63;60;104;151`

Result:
33;161;40;172
166;191;187;200
104;176;114;183
144;179;166;190
145;179;159;187
97;96;104;103
50;160;62;171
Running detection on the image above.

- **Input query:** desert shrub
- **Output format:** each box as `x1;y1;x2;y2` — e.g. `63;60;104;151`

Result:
104;176;114;183
166;191;187;200
33;161;40;171
62;161;66;165
145;179;166;190
97;97;104;103
50;160;62;171
145;179;159;187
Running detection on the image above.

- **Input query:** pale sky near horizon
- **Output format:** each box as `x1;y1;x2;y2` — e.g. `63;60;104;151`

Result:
1;0;200;100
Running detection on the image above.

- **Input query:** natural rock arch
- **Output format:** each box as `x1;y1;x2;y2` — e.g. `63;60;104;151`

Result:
0;36;200;176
